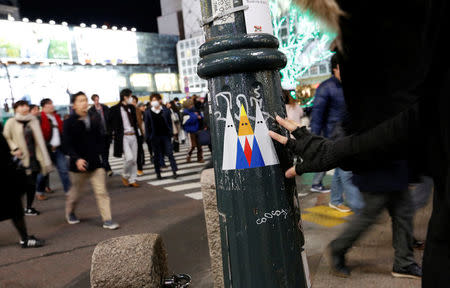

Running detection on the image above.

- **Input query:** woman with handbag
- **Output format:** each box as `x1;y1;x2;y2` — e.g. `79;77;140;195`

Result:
182;99;204;163
168;101;181;153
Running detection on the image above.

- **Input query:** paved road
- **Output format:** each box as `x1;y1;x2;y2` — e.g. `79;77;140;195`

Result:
0;145;213;288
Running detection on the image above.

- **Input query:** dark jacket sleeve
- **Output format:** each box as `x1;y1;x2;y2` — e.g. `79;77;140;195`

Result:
62;118;81;161
144;109;152;141
310;84;329;136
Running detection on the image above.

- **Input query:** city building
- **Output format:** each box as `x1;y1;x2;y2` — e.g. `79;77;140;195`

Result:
157;0;184;38
0;0;20;20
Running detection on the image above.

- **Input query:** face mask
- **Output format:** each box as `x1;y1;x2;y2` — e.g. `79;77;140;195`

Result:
127;97;133;104
151;101;160;108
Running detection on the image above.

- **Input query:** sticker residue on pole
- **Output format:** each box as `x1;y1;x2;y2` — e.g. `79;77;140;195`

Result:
242;0;274;34
212;0;235;25
216;91;279;171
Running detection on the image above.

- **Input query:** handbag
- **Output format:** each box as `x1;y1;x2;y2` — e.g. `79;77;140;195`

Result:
196;129;211;146
172;139;180;153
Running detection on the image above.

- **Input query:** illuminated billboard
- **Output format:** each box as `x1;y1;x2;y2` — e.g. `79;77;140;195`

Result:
0;20;73;63
155;73;179;92
74;27;139;65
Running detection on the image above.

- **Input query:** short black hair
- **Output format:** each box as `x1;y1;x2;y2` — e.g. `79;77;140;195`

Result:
150;93;162;101
330;53;339;73
29;104;38;110
40;98;52;107
132;95;138;103
120;89;133;102
174;97;179;102
71;91;86;104
91;94;99;101
13;100;29;110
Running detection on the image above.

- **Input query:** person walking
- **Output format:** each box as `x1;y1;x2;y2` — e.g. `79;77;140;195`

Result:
308;55;346;193
109;89;140;188
63;92;119;230
0;132;45;248
144;93;178;180
167;100;181;153
35;98;71;200
131;95;145;176
3;101;52;216
182;99;204;163
88;94;112;176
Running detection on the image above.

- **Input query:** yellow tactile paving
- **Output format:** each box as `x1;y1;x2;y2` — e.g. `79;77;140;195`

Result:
301;205;354;227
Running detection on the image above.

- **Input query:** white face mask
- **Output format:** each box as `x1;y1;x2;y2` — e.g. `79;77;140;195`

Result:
127;97;133;104
151;101;160;108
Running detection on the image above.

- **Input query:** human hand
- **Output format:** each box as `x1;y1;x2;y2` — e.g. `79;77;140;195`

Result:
76;159;88;172
13;149;22;158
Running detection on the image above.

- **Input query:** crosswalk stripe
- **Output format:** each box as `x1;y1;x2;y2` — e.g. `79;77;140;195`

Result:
148;173;200;186
185;192;203;200
108;153;212;166
165;182;201;192
139;167;202;181
110;161;208;174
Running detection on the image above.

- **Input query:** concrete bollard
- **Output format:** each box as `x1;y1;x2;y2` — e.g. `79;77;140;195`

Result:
201;169;224;288
91;233;168;288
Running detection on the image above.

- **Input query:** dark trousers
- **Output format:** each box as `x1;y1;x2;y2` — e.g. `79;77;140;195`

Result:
101;137;112;172
137;136;145;171
26;172;38;209
422;171;450;288
36;148;71;193
330;189;415;268
187;132;203;161
151;135;177;175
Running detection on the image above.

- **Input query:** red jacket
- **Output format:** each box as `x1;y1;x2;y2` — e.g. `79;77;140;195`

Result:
40;111;63;143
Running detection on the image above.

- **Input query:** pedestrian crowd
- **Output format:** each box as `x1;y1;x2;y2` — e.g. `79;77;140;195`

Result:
0;88;209;248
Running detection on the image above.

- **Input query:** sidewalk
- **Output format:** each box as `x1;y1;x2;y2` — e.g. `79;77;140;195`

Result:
298;173;430;288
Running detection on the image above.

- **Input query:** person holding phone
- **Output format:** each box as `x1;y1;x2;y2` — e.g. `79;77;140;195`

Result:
62;92;119;230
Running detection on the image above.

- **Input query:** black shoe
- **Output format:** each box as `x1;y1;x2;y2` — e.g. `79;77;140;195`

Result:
326;245;350;277
392;263;422;279
20;235;45;248
172;172;178;179
156;174;163;180
24;208;40;216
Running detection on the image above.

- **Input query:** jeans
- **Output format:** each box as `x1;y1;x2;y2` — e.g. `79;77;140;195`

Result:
330;190;415;269
122;135;138;184
151;135;178;175
312;171;326;186
36;148;71;194
330;168;364;211
66;168;112;222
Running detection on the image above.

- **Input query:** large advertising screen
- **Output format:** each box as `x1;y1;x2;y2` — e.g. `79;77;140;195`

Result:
74;27;139;65
0;20;73;63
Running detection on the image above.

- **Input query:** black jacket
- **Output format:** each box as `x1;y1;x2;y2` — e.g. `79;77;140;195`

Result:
108;103;139;158
144;106;173;141
88;104;110;138
62;113;104;172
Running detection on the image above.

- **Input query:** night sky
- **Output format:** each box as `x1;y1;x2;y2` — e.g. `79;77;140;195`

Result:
18;0;162;33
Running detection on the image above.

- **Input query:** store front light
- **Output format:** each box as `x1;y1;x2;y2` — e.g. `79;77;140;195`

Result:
131;27;137;32
80;23;86;28
121;27;127;31
91;24;97;29
112;26;118;30
36;19;43;24
22;18;29;23
62;21;68;26
102;25;107;29
49;20;56;25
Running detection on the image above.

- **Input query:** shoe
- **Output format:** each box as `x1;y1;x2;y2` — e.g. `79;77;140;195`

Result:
45;187;54;194
24;208;40;216
329;203;352;213
121;177;129;187
392;263;422;279
129;182;140;188
156;174;163;180
172;172;178;179
310;184;331;193
137;170;144;176
186;156;191;163
107;170;113;177
20;235;44;248
66;213;80;224
413;239;425;250
197;159;205;163
160;164;167;169
326;245;350;278
103;220;120;230
36;194;48;201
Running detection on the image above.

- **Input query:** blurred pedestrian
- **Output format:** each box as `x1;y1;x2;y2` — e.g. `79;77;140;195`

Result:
63;92;119;230
3;101;52;216
273;1;449;285
308;54;345;193
167;100;181;152
35;98;71;199
182;99;204;163
0;132;44;248
144;93;178;180
88;94;112;176
173;97;186;144
29;104;40;117
109;89;140;188
131;95;145;176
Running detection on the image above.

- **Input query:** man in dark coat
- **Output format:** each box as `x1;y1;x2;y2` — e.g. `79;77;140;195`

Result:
270;1;449;287
63;91;119;230
108;89;140;187
88;94;112;176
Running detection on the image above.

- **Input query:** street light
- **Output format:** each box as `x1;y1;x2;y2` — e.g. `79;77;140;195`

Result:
49;20;56;25
36;19;43;24
62;21;68;26
22;18;29;22
101;25;107;29
112;26;118;30
131;27;137;32
121;27;127;31
91;24;97;29
80;23;86;28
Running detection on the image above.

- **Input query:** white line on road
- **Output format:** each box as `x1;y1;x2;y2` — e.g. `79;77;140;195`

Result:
165;182;201;192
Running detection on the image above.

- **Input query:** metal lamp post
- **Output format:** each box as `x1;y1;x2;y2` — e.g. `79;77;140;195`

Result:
197;1;309;287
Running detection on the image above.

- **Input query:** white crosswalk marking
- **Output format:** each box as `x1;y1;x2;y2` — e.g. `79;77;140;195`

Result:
108;144;210;200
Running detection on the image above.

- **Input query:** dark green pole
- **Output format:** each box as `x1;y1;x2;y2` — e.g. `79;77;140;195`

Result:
197;1;309;287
